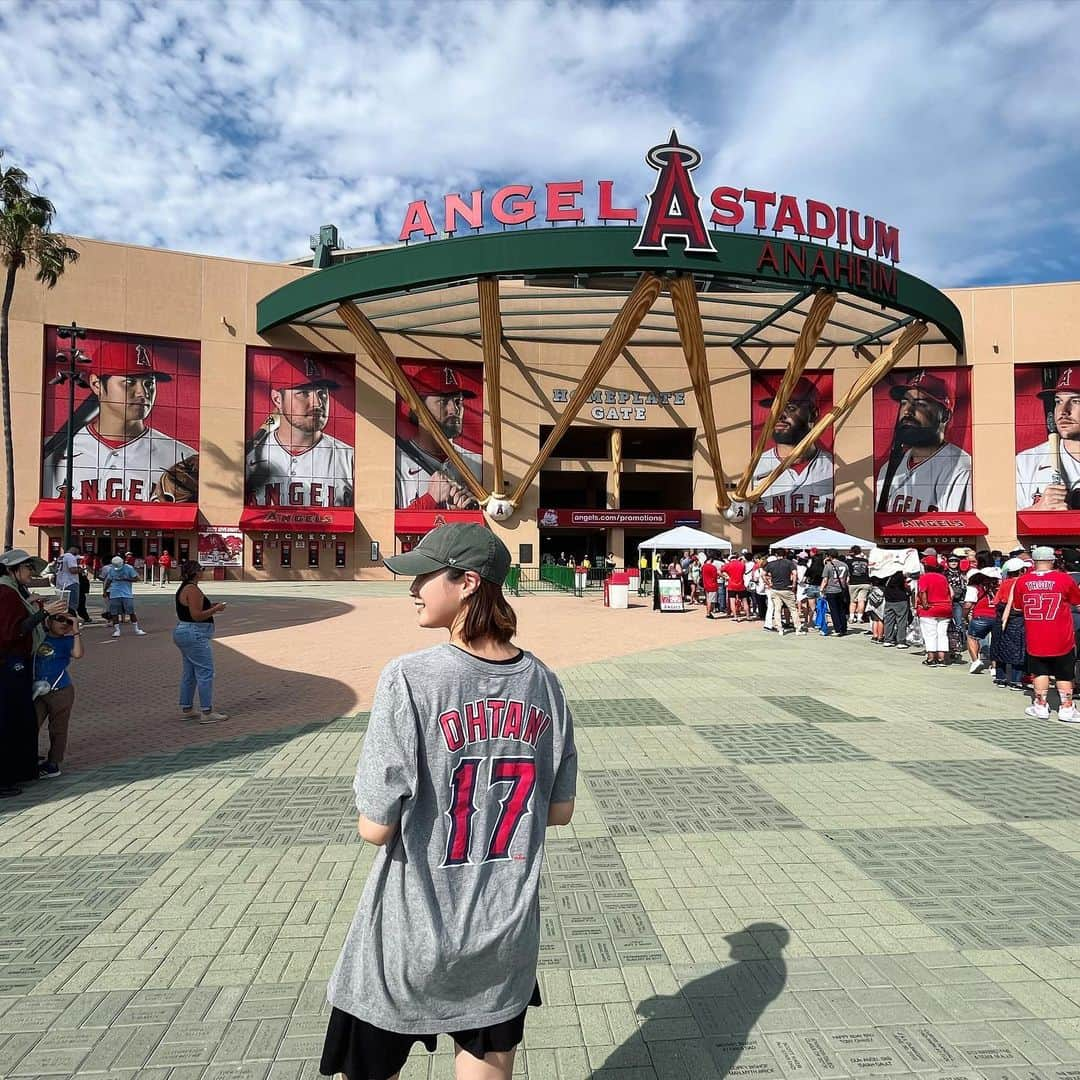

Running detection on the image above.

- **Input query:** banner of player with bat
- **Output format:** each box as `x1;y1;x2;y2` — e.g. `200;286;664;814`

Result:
395;360;484;513
244;348;356;510
41;329;201;506
1015;362;1080;511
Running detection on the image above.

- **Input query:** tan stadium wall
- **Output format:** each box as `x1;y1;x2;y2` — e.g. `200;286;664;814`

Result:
3;235;1079;579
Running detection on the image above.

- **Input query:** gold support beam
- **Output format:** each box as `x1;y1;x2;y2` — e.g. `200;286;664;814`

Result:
337;300;489;504
610;428;622;508
669;274;729;511
508;273;663;509
734;288;836;499
746;321;929;503
478;277;506;498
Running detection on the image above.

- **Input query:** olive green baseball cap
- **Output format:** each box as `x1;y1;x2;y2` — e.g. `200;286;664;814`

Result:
384;523;511;585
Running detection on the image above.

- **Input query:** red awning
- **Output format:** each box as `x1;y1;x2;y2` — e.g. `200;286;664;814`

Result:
395;509;485;536
875;512;988;539
240;507;355;533
1016;510;1080;538
752;513;845;537
30;499;199;530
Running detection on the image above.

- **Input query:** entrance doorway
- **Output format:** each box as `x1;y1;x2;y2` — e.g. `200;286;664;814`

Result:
539;529;607;567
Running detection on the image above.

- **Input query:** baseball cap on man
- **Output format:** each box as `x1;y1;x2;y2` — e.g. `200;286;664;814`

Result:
1003;557;1027;573
758;376;818;408
408;364;478;400
0;548;47;574
272;354;340;391
1032;545;1056;562
889;370;951;410
384;523;510;585
111;555;124;567
1037;367;1080;400
92;342;172;382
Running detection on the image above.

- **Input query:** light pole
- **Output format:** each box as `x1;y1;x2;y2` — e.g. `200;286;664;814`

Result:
52;322;91;550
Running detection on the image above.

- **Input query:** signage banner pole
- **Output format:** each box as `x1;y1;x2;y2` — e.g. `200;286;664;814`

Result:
746;321;928;503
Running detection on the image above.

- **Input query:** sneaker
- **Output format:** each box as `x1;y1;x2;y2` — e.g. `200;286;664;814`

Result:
180;708;198;720
969;659;986;674
795;629;807;635
133;627;147;636
111;627;120;638
1059;706;1080;723
198;710;229;724
1025;702;1051;720
1009;683;1025;692
896;643;910;650
38;762;61;778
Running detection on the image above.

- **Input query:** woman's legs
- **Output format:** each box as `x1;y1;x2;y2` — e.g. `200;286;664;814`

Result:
175;628;214;711
454;1044;516;1080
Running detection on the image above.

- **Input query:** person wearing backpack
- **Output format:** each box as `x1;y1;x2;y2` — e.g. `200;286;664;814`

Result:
822;552;850;636
847;547;871;624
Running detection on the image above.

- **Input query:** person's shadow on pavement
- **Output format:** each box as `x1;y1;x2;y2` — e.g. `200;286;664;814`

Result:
589;921;790;1078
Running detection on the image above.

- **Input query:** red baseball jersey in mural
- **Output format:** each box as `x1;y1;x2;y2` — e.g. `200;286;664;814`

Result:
1009;570;1080;657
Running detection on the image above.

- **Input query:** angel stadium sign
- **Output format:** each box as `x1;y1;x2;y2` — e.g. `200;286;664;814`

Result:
397;131;902;269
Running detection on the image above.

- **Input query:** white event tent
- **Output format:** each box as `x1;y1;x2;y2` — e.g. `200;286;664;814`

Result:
766;526;875;552
637;525;733;552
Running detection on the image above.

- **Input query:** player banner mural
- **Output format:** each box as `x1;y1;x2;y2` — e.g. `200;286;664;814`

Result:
243;348;356;528
749;372;836;531
1015;362;1080;513
873;368;973;515
395;360;484;527
41;329;200;505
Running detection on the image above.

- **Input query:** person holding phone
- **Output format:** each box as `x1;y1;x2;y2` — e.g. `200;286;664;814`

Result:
172;561;228;723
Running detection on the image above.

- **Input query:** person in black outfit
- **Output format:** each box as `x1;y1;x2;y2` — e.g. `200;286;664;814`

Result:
881;570;912;648
172;561;229;724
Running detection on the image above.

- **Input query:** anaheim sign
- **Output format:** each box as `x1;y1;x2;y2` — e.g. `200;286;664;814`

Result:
398;131;901;265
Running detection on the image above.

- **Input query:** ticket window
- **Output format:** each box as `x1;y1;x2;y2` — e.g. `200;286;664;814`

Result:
335;541;347;568
280;540;292;568
178;539;190;562
252;540;264;570
308;540;320;568
48;537;61;561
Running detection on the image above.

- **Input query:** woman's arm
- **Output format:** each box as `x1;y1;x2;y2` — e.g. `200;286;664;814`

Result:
70;632;85;660
180;585;224;621
357;815;398;846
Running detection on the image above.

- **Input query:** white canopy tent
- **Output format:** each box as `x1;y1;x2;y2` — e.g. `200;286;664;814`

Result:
637;525;733;552
766;526;875;552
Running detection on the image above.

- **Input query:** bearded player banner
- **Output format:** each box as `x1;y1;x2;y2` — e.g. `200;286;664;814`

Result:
750;371;835;524
1014;363;1080;535
395;360;483;517
40;329;200;505
244;348;355;515
873;368;972;516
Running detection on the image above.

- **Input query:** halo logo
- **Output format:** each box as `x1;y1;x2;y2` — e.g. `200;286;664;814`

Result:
634;131;716;256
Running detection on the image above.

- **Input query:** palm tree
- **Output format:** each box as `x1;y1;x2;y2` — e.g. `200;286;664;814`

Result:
0;151;79;549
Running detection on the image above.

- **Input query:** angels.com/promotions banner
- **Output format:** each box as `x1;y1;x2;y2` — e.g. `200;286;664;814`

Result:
40;329;200;505
749;371;835;529
873;368;973;515
243;349;356;526
395;360;484;527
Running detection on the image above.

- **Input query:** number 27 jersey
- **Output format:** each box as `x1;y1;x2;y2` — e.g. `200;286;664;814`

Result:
327;643;577;1035
1012;570;1080;657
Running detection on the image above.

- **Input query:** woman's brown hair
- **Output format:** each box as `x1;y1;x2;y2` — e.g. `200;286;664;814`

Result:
446;568;517;645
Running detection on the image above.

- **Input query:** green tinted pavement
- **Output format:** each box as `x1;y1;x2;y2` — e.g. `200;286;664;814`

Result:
3;624;1080;1078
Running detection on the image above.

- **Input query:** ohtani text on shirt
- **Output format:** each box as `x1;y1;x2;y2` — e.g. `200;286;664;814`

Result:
259;482;348;506
439;698;552;751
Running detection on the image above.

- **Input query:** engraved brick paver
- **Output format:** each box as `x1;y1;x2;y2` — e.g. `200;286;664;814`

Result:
2;584;1080;1079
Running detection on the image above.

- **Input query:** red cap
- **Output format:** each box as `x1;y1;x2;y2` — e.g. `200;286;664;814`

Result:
758;375;819;409
406;364;478;400
1038;366;1080;400
272;354;340;391
91;342;172;382
922;555;940;569
889;370;951;410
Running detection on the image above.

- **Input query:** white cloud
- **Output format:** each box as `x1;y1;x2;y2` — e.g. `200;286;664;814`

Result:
1;0;1078;286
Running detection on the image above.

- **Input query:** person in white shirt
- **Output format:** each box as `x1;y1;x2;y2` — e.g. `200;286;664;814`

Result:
54;547;80;613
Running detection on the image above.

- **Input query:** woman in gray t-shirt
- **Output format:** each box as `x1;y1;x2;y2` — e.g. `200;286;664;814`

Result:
321;523;577;1080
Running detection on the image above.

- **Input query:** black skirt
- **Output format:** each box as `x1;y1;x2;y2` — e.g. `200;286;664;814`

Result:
320;982;541;1080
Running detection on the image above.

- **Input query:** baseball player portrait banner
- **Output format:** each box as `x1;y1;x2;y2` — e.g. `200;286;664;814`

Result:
244;348;356;515
872;367;973;518
395;359;484;519
40;328;200;506
1015;362;1080;518
749;371;835;526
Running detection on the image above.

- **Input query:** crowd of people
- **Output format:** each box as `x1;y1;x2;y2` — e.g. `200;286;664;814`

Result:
0;547;229;797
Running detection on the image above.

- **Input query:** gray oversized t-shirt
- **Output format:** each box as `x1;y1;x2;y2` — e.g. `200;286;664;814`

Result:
327;643;577;1034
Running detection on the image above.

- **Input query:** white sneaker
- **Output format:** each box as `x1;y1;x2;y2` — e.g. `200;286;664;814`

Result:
133;627;147;636
969;659;986;674
1058;706;1080;723
1025;702;1051;720
111;627;120;638
198;710;229;724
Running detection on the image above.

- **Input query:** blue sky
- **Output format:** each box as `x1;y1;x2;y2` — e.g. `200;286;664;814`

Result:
2;0;1078;287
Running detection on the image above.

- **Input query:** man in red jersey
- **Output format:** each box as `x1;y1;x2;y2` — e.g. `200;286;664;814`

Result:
1002;546;1080;722
723;554;748;621
701;553;720;620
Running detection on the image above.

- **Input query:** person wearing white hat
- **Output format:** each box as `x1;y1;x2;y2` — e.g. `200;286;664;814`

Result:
963;566;1000;673
102;555;144;638
990;560;1028;690
1001;546;1080;722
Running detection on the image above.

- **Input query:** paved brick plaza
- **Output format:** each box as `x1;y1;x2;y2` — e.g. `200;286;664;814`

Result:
3;584;1080;1079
